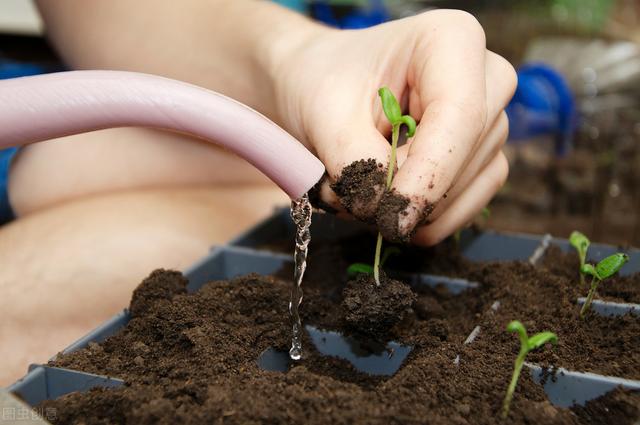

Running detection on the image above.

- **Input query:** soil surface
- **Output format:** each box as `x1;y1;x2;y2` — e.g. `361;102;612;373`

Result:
572;388;640;425
541;244;640;303
44;232;640;424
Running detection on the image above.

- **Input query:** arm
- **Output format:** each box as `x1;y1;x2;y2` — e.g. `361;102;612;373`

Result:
36;1;516;245
36;0;322;125
12;1;323;216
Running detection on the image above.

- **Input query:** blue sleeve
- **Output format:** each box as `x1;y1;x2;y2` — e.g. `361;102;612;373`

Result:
0;147;19;224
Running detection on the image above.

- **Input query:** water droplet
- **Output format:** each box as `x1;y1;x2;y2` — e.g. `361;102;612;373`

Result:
289;347;302;361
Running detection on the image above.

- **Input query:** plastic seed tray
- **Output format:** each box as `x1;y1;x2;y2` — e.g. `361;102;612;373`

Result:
7;210;640;412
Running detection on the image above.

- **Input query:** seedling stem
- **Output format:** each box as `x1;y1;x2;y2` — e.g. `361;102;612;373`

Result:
502;321;557;419
569;231;590;285
374;120;401;285
373;87;416;285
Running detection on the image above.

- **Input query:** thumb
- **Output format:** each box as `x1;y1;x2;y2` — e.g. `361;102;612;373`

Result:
314;114;393;223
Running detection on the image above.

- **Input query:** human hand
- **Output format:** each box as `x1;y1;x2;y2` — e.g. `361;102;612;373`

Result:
270;9;516;245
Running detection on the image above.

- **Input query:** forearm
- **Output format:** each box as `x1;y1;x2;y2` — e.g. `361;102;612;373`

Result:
36;0;323;123
8;128;273;216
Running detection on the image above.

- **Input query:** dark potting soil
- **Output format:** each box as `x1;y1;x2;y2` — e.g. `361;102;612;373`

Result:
330;159;386;223
265;230;640;305
262;230;469;278
572;388;640;425
328;158;425;242
541;244;640;304
375;189;413;243
341;273;416;336
45;234;640;424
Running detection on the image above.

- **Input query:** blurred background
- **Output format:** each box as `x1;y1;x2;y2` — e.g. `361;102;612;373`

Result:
2;0;639;246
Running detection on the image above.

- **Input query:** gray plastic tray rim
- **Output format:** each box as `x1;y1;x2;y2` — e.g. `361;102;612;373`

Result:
230;209;640;275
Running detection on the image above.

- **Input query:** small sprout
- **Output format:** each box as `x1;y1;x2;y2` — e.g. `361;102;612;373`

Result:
502;321;558;419
579;253;629;318
452;207;490;249
373;88;417;286
481;207;491;221
453;229;461;248
348;246;400;278
569;231;590;285
346;263;374;277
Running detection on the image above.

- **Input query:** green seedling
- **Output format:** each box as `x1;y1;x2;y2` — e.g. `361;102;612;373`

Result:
502;321;558;419
347;246;400;278
453;230;461;247
373;87;416;286
579;253;629;319
481;206;491;221
569;231;590;285
453;207;491;247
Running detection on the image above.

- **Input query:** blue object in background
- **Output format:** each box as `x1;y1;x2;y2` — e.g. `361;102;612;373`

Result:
0;57;45;80
271;0;307;12
312;0;389;29
0;147;18;223
0;56;51;224
273;1;577;156
506;63;577;156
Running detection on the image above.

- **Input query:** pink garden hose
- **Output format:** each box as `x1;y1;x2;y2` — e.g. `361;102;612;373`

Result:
0;70;325;199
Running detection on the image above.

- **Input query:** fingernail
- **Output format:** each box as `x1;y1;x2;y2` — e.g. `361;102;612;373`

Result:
330;159;386;224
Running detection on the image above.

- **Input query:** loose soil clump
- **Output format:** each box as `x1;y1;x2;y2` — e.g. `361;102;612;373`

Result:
376;189;412;243
331;159;386;223
341;273;416;336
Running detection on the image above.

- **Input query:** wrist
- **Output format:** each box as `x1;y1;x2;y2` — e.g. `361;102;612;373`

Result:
252;7;332;126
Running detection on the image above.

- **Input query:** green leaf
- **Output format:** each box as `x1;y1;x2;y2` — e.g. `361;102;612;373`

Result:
347;263;374;277
380;246;401;267
527;332;558;351
595;253;629;280
506;320;528;347
481;207;491;220
399;115;416;137
378;87;402;124
569;231;590;265
580;263;598;278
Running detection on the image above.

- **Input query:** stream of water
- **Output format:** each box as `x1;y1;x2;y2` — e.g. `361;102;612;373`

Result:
289;193;312;360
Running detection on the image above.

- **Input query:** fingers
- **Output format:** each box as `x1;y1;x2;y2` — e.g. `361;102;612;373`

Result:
309;109;393;222
308;174;345;214
412;152;509;246
429;112;509;220
384;46;516;239
445;52;515;185
382;11;489;240
484;51;518;121
305;10;517;244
